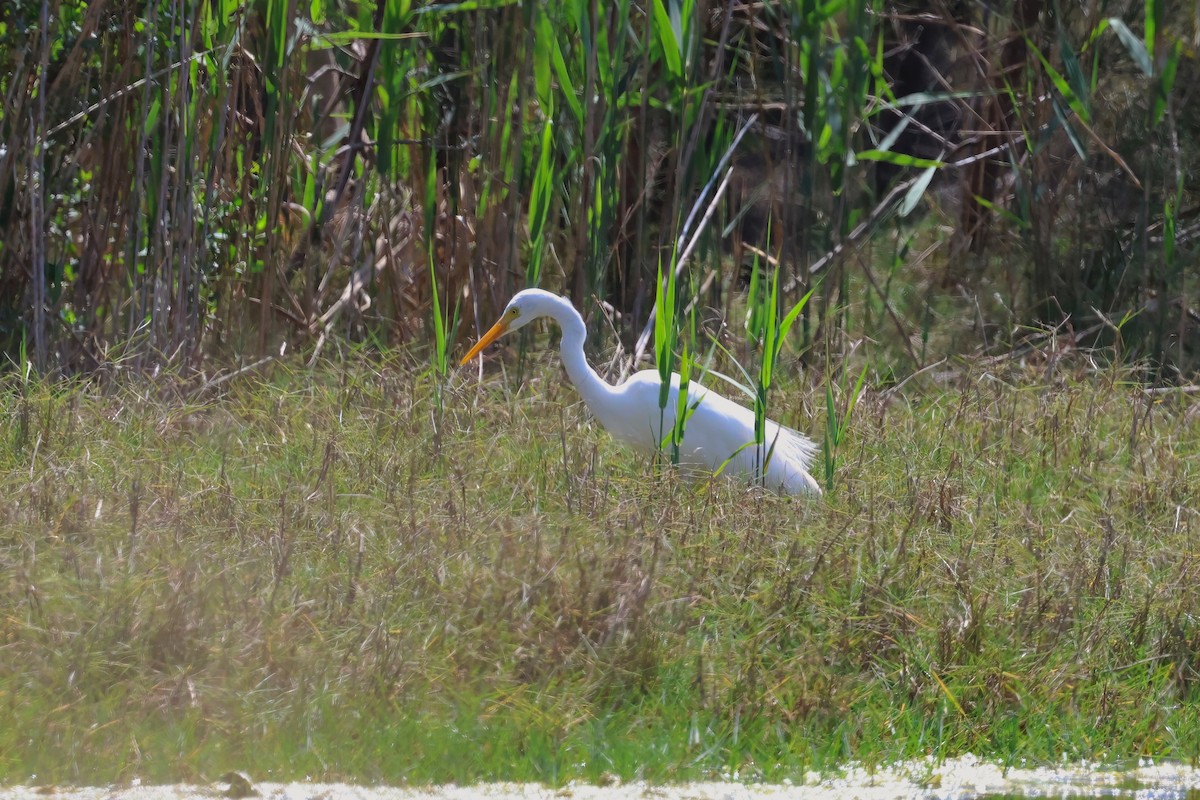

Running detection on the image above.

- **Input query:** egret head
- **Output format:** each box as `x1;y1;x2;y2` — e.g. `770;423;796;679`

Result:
459;289;560;365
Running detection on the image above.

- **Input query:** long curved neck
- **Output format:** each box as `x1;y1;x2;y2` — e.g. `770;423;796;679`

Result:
550;300;615;409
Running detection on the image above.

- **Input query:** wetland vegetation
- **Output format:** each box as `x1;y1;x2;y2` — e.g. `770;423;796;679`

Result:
1;0;1198;787
2;360;1199;783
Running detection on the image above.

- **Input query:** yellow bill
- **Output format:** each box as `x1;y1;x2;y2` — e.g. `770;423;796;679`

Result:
460;318;510;365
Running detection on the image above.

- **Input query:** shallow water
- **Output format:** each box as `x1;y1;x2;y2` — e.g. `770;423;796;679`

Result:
4;756;1200;800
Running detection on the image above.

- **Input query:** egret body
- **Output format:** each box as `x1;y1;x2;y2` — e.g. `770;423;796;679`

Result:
461;289;821;495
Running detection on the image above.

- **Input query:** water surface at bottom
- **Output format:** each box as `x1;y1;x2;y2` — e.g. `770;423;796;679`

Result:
5;756;1200;800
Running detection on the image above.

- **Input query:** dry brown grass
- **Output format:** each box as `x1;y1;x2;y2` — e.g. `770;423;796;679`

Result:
0;354;1197;783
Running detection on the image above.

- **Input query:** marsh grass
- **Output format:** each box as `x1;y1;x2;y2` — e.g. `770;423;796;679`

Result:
1;357;1199;784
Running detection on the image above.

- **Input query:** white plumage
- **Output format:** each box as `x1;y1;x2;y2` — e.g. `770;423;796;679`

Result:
461;289;821;495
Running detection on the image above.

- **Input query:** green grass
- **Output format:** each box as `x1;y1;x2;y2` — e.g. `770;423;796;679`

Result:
1;355;1199;785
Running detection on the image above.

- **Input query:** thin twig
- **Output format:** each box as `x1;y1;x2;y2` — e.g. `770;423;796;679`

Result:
632;166;735;365
197;356;275;395
30;0;50;372
880;358;949;399
45;49;217;142
1143;385;1200;396
627;113;762;366
781;175;916;293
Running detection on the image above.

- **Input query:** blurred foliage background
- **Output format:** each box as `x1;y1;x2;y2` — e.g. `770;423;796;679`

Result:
0;0;1196;382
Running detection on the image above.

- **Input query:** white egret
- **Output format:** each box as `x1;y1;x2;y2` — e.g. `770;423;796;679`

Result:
460;289;821;495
